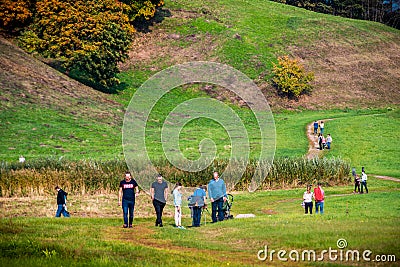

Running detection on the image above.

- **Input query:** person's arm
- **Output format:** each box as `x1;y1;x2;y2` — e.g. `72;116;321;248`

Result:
164;185;168;203
134;180;139;196
150;185;154;200
118;187;123;206
222;180;227;202
208;182;214;202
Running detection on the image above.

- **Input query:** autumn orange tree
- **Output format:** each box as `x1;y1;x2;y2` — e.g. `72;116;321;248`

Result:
4;0;164;90
0;0;35;31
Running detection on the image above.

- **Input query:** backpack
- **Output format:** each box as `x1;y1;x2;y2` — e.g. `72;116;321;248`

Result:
314;187;324;201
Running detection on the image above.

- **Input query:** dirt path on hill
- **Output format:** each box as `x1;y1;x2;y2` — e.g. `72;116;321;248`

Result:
306;119;334;159
305;119;400;182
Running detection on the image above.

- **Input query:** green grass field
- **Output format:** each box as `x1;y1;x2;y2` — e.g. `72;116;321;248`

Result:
1;177;399;266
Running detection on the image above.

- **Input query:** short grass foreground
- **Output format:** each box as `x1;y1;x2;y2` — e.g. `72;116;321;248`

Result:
1;178;399;266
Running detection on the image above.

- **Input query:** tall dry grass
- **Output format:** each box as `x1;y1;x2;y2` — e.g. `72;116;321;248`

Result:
0;157;350;197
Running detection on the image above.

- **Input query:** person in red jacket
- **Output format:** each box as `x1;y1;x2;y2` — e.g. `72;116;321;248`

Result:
314;183;325;214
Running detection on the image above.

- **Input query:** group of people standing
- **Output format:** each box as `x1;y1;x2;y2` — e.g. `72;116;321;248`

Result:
117;171;227;229
313;120;332;150
302;183;325;214
352;166;369;194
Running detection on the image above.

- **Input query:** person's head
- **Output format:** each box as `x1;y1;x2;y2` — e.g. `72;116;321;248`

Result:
317;182;322;187
201;185;207;191
125;172;132;181
307;185;311;192
55;185;60;191
174;182;182;191
321;121;324;123
213;172;219;180
328;134;330;136
156;174;163;183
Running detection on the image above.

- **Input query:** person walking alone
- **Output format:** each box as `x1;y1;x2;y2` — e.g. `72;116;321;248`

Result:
118;172;139;228
208;172;227;223
55;186;70;217
151;174;169;227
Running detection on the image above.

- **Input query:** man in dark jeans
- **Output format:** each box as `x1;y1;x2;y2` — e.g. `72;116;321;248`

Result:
150;174;168;227
208;172;227;223
118;172;139;228
55;186;70;217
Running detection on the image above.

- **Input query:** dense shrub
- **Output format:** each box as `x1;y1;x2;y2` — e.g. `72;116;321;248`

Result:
0;0;35;30
271;55;315;99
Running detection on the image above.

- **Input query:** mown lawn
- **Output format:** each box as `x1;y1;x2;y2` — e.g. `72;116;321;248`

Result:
1;177;399;267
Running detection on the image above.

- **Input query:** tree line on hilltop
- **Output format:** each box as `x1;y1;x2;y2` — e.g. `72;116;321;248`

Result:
273;0;400;29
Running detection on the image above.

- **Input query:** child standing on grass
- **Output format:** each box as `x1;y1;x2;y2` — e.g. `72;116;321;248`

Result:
303;185;313;214
173;182;185;229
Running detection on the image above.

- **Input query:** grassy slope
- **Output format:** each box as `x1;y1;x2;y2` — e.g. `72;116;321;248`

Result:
0;0;399;176
1;179;399;266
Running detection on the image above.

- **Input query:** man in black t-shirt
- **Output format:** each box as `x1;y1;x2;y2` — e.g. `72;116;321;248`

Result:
118;172;139;228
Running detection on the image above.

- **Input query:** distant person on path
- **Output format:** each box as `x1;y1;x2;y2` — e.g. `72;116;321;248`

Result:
313;121;319;135
314;183;325;214
326;134;332;149
151;174;169;227
361;171;368;194
19;155;25;163
172;182;185;229
208;172;227;223
118;172;139;228
319;121;325;134
190;185;207;227
318;133;323;150
303;185;313;214
354;174;361;193
55;186;70;217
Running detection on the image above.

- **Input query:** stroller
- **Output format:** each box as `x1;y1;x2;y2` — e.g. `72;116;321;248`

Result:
222;194;234;219
203;194;234;221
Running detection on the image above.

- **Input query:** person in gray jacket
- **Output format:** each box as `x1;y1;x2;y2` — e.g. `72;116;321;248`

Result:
208;172;227;223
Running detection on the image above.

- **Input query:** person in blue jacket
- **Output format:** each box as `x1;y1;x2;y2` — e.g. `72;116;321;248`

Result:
208;172;227;223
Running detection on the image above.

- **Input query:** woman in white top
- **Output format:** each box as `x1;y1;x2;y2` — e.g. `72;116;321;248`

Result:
172;182;185;229
303;185;314;214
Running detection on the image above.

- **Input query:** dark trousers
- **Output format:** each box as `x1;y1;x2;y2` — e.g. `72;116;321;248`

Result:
354;182;360;192
153;199;166;225
192;207;202;226
361;181;368;193
304;202;313;214
122;200;135;226
211;197;224;222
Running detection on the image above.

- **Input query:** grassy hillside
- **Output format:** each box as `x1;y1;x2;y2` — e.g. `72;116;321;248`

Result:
0;0;399;176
